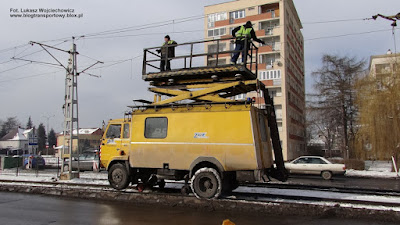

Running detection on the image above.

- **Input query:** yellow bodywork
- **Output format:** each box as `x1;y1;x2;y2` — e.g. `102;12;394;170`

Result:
100;104;273;173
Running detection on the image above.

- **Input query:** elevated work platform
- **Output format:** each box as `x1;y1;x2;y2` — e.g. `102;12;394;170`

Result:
142;37;259;86
143;64;257;86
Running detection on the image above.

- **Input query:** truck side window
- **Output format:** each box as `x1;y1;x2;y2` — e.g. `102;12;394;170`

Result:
106;124;121;139
145;117;168;139
123;123;130;139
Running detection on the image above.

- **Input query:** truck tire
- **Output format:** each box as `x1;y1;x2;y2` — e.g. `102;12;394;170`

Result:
321;171;332;180
190;168;222;199
108;163;130;190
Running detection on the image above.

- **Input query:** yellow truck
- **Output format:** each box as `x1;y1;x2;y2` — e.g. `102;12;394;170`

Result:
100;39;288;199
100;101;287;199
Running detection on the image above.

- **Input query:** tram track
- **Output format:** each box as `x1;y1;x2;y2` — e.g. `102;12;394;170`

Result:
0;179;399;209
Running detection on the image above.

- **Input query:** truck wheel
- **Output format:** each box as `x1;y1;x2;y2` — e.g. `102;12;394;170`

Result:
321;171;332;180
108;163;130;190
190;168;222;199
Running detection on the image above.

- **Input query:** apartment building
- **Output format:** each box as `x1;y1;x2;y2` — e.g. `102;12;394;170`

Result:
369;51;400;81
204;0;305;160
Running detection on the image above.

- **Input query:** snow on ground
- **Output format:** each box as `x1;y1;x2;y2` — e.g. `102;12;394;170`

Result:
345;169;399;179
0;169;108;185
237;186;400;205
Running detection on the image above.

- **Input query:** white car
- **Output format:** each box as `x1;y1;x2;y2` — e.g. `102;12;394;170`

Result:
285;156;346;180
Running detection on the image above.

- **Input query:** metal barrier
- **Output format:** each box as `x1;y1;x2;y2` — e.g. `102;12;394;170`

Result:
142;37;259;76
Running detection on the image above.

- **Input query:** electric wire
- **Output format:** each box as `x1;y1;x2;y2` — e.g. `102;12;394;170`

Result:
303;18;366;25
304;28;395;42
0;62;31;75
0;70;63;83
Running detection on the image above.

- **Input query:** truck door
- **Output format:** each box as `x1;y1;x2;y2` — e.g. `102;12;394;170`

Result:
121;123;131;154
101;123;122;168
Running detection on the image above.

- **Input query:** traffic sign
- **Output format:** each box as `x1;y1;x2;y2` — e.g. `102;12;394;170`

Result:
29;137;38;146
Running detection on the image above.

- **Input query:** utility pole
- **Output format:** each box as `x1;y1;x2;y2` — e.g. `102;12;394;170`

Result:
62;38;80;180
14;37;103;180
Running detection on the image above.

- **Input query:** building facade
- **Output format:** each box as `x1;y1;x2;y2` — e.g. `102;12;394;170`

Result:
57;128;103;153
204;0;305;160
0;128;29;151
369;51;400;82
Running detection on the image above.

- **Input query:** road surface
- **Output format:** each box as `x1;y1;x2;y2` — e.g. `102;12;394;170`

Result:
0;192;397;225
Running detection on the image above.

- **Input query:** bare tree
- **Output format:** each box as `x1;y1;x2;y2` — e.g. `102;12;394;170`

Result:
306;103;339;157
310;54;366;159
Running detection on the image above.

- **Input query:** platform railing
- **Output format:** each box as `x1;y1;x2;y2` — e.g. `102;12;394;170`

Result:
142;37;259;76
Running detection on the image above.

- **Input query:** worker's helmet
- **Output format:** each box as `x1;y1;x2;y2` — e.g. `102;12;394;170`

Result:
245;21;253;27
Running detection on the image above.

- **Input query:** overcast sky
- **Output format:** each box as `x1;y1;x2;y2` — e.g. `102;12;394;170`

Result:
0;0;399;132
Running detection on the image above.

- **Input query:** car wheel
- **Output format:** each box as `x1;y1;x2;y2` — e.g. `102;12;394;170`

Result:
108;163;130;190
321;171;332;180
190;168;222;199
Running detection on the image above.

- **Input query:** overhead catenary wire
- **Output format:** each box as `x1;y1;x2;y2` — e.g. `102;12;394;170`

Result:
0;62;31;75
0;69;63;83
82;29;204;40
304;28;396;42
303;18;366;25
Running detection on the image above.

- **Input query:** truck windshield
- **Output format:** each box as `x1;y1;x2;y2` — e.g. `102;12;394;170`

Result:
106;124;121;139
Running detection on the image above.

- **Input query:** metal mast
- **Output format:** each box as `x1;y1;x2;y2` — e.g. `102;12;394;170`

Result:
61;38;80;180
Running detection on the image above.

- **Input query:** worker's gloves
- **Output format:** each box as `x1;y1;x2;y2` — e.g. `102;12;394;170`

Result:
260;41;266;45
156;49;161;53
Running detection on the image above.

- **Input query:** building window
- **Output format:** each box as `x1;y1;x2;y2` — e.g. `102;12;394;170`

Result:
208;27;226;37
145;117;168;139
267;9;275;18
230;10;245;23
375;63;391;74
208;12;228;28
259;70;281;80
207;43;226;53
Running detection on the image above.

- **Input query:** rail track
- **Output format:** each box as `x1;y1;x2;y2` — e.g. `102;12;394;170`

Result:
0;179;399;209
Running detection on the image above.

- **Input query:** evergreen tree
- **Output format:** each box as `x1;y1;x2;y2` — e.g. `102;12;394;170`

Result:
48;129;57;149
37;123;47;152
26;116;33;129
